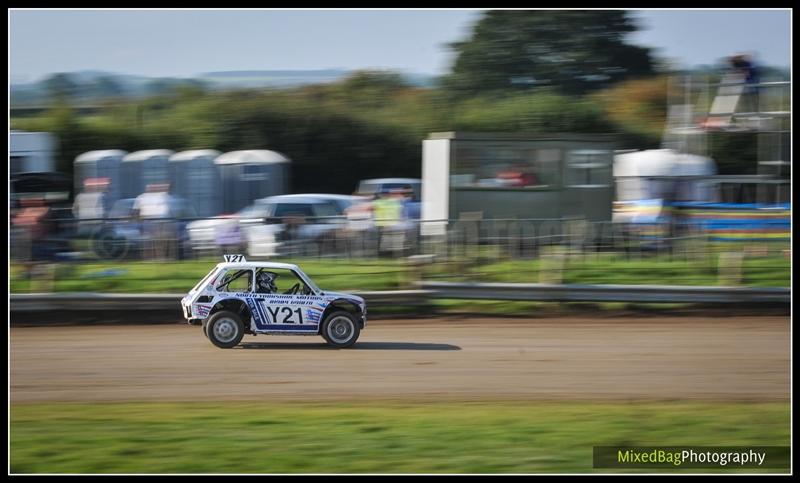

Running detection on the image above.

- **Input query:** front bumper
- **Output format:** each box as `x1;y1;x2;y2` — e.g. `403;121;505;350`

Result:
182;303;203;325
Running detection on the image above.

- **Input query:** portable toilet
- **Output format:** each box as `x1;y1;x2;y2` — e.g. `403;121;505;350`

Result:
120;150;173;199
169;149;221;217
215;150;290;214
74;150;127;205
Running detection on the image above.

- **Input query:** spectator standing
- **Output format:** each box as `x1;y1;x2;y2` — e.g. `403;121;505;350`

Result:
344;192;376;257
73;177;110;237
13;196;55;262
372;189;405;256
133;183;175;259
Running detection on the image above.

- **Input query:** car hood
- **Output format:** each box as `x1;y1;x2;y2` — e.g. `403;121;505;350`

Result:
187;217;237;230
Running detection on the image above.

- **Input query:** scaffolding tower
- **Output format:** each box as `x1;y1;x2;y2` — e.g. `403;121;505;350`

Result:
662;74;790;205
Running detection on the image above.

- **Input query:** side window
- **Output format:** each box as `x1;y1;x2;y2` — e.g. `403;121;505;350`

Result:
450;145;560;189
312;201;339;220
254;268;312;295
566;150;612;188
215;269;253;293
274;203;315;218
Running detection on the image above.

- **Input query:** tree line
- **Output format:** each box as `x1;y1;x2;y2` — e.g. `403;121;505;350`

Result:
12;11;780;193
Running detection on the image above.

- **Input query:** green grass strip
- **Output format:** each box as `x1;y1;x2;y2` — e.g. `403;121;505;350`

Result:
11;401;789;473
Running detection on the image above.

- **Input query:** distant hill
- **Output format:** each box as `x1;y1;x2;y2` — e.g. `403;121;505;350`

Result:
11;65;786;108
200;69;350;86
10;69;438;107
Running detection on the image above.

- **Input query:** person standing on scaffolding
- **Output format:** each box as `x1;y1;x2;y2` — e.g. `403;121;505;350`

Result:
703;52;762;131
729;53;760;114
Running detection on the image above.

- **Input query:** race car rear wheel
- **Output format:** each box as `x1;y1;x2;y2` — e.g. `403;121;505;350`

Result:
321;311;360;348
206;311;245;349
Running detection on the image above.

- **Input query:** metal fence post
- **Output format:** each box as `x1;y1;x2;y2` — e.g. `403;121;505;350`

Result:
30;263;56;293
718;251;744;286
405;254;436;289
539;245;566;284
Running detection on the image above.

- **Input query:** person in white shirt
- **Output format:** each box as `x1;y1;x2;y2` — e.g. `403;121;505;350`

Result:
134;184;175;259
73;178;110;237
133;184;173;220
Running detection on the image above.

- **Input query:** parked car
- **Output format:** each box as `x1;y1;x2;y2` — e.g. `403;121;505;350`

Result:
301;193;361;214
357;178;421;203
356;177;421;222
187;194;354;257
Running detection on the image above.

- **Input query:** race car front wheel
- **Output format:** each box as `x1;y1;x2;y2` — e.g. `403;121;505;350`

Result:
321;311;360;348
206;311;245;349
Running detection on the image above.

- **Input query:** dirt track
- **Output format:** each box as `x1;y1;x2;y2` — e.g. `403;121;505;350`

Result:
10;316;789;403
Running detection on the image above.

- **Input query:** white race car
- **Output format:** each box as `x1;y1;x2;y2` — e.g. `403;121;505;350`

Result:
181;255;366;348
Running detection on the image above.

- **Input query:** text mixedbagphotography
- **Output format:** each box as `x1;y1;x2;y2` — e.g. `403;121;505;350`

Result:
593;446;790;469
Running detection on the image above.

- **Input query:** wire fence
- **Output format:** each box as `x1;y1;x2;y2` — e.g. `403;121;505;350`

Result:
9;211;790;293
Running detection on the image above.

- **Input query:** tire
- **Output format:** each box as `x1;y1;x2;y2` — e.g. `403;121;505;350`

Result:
206;311;245;349
320;310;360;348
202;319;209;338
91;228;130;260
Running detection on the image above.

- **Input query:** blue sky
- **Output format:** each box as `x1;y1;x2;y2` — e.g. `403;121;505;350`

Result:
9;9;791;83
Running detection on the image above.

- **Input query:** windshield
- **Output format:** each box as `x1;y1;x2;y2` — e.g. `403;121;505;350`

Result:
358;181;420;200
236;201;270;219
109;199;135;218
191;267;219;293
294;268;321;294
358;181;380;195
333;198;355;213
170;198;198;219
